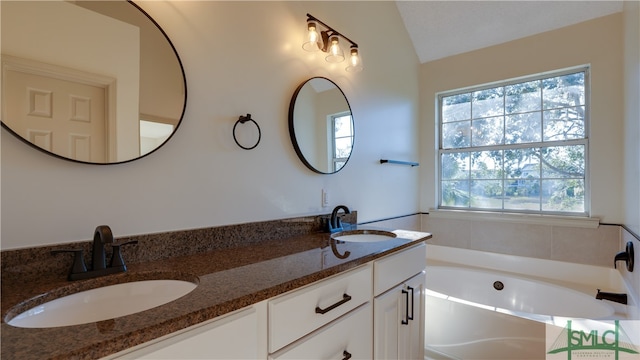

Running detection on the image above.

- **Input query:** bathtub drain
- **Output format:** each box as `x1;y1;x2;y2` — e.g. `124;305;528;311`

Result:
493;281;504;291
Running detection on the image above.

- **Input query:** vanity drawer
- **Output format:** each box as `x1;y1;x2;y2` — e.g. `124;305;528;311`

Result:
268;264;372;353
373;243;426;296
269;303;372;360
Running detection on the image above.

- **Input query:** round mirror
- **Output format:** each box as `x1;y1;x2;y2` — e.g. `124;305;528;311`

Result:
288;77;354;174
1;0;186;164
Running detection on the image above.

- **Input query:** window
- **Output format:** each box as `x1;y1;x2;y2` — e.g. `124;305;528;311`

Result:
438;67;589;215
331;112;353;172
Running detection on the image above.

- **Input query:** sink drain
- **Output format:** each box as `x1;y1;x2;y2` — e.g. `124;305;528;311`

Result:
493;281;504;291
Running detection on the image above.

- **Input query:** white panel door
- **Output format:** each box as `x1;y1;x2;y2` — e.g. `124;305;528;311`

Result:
4;68;106;162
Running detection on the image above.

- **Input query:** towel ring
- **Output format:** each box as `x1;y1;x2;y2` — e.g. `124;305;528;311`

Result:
233;114;261;150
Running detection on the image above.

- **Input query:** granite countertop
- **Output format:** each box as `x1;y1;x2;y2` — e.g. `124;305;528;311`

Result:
1;228;431;360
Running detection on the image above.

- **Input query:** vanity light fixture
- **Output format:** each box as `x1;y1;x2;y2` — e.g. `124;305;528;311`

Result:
346;46;363;72
325;35;344;63
302;13;362;72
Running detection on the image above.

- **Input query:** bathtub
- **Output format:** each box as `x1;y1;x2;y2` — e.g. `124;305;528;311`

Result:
425;245;638;360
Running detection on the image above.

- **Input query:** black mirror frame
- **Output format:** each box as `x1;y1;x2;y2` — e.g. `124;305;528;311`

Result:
288;77;354;175
0;0;187;165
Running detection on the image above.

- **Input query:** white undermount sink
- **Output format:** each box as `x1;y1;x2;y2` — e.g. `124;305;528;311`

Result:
7;279;197;328
332;230;397;243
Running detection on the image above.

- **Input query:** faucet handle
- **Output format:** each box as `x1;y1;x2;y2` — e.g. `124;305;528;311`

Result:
614;241;635;272
110;240;138;270
52;249;88;278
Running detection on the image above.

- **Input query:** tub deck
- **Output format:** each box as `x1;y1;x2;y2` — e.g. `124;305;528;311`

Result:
424;245;638;360
426;244;634;317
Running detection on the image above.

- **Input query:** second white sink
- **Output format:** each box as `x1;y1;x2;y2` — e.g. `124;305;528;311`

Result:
7;279;197;328
332;230;397;243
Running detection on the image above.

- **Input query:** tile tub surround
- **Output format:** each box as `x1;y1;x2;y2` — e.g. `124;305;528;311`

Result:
420;214;622;267
1;224;430;359
360;213;422;232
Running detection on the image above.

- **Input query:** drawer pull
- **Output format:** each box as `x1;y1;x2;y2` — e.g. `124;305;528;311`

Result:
342;350;352;360
401;286;415;325
315;294;352;314
407;286;415;321
401;289;409;325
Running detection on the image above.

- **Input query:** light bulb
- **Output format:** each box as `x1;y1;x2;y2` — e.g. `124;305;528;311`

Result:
325;36;344;63
345;47;363;72
302;21;320;52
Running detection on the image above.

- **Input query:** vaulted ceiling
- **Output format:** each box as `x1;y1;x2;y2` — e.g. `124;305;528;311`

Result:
395;1;624;63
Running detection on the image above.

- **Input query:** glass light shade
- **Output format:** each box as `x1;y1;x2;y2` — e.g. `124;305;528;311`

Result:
325;36;345;63
345;47;363;72
302;21;321;52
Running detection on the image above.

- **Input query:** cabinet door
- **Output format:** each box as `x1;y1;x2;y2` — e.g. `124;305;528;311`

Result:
374;272;425;360
399;273;425;360
373;283;403;360
115;305;262;359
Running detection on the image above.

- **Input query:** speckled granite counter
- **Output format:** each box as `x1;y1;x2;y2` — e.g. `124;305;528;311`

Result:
1;226;431;360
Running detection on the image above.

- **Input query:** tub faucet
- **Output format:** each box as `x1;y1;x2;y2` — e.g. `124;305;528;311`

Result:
596;289;628;305
329;205;351;233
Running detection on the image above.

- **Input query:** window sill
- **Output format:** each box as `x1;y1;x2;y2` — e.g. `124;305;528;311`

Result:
427;209;600;229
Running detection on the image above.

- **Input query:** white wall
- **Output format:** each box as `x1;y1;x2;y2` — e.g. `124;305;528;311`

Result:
419;14;625;223
0;1;420;249
623;1;640;236
621;2;640;317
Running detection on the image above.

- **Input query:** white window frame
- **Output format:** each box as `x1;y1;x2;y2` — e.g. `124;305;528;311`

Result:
436;66;590;216
329;111;353;172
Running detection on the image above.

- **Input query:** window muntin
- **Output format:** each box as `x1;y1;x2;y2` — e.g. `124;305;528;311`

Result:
438;68;588;215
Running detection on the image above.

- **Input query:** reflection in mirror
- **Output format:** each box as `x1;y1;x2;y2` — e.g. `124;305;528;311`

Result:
0;0;186;164
289;77;354;174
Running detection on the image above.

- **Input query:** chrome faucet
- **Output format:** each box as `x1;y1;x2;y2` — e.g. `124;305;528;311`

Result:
52;225;137;281
329;205;351;233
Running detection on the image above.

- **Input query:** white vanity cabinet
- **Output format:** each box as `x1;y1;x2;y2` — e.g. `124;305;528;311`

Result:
102;241;427;360
108;302;267;360
373;243;427;360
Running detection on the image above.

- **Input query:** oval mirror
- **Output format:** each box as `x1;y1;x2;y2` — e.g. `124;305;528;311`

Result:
288;77;354;174
1;0;186;164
